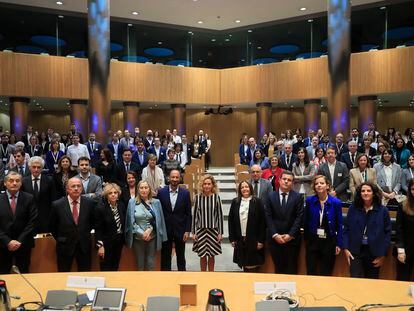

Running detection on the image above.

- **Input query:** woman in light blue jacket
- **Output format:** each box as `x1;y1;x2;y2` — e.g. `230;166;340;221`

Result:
125;180;167;270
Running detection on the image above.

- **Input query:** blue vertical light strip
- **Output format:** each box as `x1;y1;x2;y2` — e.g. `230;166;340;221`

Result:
328;0;351;137
88;0;110;140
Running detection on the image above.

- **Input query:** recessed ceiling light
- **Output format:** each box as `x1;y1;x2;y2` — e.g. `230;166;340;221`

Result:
225;38;230;42
247;30;253;33
229;34;232;37
188;31;193;35
308;19;313;23
257;46;262;49
128;23;133;27
56;1;63;5
58;15;64;19
299;7;307;11
131;11;139;15
211;38;216;42
158;41;162;45
197;20;203;24
199;59;203;62
235;20;241;23
380;6;386;10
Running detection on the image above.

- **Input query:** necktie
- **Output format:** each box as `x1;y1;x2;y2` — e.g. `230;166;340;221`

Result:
10;195;16;214
351;153;355;164
286;155;290;167
33;177;39;198
19;166;24;175
253;181;258;197
281;193;287;209
72;200;79;225
125;163;129;172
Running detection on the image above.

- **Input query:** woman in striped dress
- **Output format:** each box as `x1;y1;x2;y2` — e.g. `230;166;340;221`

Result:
192;174;224;271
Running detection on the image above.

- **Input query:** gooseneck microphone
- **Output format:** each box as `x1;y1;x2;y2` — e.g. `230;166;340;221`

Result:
11;266;44;306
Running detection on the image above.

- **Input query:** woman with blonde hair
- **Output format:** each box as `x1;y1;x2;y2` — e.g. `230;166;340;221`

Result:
141;154;165;196
95;183;126;271
125;180;167;270
349;154;378;199
192;174;224;271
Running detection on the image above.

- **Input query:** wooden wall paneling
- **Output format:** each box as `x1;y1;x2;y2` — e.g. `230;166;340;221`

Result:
186;109;256;167
28;111;70;134
110;109;124;132
376;107;414;134
271;108;305;137
139;109;172;134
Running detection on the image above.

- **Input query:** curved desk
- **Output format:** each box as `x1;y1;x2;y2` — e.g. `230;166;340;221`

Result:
1;272;412;310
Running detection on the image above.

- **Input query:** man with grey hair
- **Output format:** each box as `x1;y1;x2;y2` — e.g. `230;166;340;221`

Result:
249;164;273;201
0;171;37;273
280;143;297;171
340;140;361;170
21;156;55;233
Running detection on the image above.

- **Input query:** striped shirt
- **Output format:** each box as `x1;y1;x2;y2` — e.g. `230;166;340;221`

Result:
192;193;224;234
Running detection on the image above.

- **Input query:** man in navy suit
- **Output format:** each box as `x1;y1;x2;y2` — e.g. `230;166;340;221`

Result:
132;139;148;172
0;171;37;274
264;170;304;274
149;137;167;166
279;143;297;171
85;133;102;168
107;133;123;163
303;129;315;147
158;169;192;271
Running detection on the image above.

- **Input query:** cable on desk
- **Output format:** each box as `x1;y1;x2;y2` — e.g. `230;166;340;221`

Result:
356;303;414;311
299;292;357;311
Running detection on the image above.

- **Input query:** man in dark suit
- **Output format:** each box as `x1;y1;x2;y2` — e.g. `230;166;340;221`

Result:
149;137;167;166
116;148;141;187
158;169;192;271
303;129;315;147
10;150;30;177
85;132;103;168
21;125;34;147
249;164;273;201
143;129;154;151
333;133;348;161
49;177;96;272
264;171;303;274
318;147;350;202
279;143;297;171
21;156;55;233
292;135;305;154
132;139;148;172
0;161;4;191
0;171;37;274
347;128;363;151
107;132;123;164
318;135;334;151
341;140;360;170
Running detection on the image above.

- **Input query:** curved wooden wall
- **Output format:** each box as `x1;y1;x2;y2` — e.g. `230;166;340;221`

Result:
1;47;413;104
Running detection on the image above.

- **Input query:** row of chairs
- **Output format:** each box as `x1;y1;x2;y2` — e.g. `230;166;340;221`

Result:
183;155;206;197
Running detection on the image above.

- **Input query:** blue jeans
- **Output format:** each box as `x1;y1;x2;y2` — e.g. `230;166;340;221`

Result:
132;237;157;271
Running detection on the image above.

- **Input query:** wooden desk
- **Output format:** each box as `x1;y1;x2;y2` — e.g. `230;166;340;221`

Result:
0;272;412;310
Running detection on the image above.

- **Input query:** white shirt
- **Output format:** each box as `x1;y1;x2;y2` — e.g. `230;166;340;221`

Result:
384;165;393;189
328;161;336;184
172;135;182;144
298;163;306;194
66;143;90;166
31;174;40;191
169;186;178;211
239;196;251;236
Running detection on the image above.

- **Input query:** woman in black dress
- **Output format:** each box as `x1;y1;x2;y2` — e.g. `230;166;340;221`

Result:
228;180;266;272
95;183;126;271
120;170;138;207
95;148;117;184
395;179;414;281
53;155;77;198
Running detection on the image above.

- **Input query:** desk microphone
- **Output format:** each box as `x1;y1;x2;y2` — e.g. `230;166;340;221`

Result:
11;265;44;306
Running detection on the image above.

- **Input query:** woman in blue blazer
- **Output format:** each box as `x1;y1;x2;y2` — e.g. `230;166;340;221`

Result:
304;175;343;276
343;182;391;279
45;140;65;175
125;180;167;271
393;137;411;169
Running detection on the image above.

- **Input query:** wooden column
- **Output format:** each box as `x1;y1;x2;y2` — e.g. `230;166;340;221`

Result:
358;95;377;132
172;104;186;135
123;102;140;133
70;100;88;140
256;102;272;138
9;97;30;137
304;99;321;132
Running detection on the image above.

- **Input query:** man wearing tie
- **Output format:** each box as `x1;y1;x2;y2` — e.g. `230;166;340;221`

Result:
21;156;55;233
10;150;30;177
249;164;273;201
49;177;96;272
280;143;297;171
341;141;361;170
132;140;148;172
86;133;102;168
116;149;140;187
158;170;192;271
264;171;304;274
0;171;37;274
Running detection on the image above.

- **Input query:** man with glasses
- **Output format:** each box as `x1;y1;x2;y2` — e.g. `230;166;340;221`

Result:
249;164;273;201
